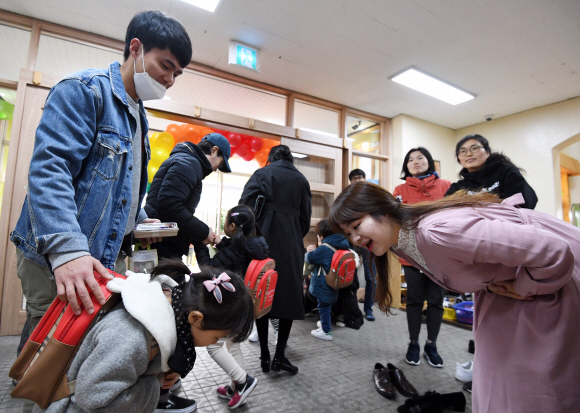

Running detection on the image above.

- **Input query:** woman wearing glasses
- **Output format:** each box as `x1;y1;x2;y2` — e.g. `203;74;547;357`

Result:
446;134;537;209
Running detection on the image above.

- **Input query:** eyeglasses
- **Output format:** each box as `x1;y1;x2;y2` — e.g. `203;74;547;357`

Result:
458;145;484;156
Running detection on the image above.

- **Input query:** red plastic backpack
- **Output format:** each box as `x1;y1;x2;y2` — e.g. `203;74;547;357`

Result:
320;243;356;289
244;258;278;318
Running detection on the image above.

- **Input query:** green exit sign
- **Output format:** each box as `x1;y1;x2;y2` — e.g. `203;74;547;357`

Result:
229;41;260;72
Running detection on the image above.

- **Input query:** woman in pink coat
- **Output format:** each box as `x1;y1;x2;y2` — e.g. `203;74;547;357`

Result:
329;182;580;413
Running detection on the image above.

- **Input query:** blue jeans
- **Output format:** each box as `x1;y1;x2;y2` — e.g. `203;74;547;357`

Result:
318;300;332;333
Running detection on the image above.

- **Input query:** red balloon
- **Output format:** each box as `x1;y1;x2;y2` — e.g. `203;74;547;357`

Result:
243;151;255;161
236;142;251;158
250;137;264;152
226;133;242;148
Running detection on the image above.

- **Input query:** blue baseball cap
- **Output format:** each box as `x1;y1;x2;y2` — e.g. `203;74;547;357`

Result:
202;133;231;173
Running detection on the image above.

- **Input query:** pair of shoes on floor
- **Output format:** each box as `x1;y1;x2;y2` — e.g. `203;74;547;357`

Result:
455;360;473;382
373;363;418;399
271;356;298;374
155;394;197;412
216;374;258;409
311;327;332;340
365;309;376;321
405;341;444;367
463;381;472;393
397;391;466;413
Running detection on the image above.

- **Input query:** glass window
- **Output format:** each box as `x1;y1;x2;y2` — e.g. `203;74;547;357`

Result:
347;115;380;154
352;155;381;184
294;100;339;136
0;24;31;82
294;155;335;185
36;34;123;79
311;192;334;220
165;70;286;125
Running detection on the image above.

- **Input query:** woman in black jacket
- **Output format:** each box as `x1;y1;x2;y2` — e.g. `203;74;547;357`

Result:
445;134;538;209
145;133;232;259
240;145;312;375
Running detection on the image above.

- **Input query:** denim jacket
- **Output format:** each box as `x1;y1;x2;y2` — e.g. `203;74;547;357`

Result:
10;62;150;271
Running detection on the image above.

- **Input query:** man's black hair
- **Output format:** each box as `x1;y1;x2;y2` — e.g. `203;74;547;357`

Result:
124;10;192;68
348;168;366;181
198;139;223;158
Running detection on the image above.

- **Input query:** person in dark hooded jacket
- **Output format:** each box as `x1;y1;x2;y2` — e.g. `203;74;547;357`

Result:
145;133;232;259
445;134;537;209
305;219;352;341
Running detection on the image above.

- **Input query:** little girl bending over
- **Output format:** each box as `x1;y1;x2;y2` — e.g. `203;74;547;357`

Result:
37;260;254;413
194;205;269;409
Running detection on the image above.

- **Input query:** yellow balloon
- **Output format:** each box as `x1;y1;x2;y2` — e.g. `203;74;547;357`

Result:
154;132;175;151
151;146;170;166
147;161;161;183
148;132;159;145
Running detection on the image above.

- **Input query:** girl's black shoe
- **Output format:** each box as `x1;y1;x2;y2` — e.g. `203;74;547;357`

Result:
260;356;270;373
270;357;298;374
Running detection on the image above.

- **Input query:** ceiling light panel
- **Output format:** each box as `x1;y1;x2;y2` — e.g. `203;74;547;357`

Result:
391;68;475;105
180;0;221;12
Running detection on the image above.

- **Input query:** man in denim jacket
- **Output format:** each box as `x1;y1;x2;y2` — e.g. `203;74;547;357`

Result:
10;11;192;327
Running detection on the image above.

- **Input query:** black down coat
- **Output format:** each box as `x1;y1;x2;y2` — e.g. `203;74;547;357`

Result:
445;154;538;209
194;236;269;276
144;142;213;259
240;160;312;320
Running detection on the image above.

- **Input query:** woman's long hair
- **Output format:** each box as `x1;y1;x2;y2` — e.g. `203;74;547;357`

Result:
328;182;500;313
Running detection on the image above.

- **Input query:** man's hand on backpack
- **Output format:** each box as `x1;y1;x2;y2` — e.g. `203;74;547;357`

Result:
53;256;113;316
306;245;316;252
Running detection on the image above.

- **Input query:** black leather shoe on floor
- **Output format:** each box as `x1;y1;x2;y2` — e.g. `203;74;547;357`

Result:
271;357;298;374
387;363;418;397
260;356;270;373
373;363;396;399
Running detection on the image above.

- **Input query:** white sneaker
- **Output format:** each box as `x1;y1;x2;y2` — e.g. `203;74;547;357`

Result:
248;329;258;343
335;321;346;328
311;328;332;341
455;360;473;382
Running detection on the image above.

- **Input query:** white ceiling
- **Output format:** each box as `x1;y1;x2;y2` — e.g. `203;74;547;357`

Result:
1;0;579;129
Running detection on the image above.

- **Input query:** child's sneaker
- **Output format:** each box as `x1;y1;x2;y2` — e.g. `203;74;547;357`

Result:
229;375;258;409
248;329;259;342
311;328;332;341
216;385;234;399
155;394;197;412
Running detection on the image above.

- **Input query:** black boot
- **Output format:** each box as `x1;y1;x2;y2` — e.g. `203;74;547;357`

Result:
271;357;298;374
260;356;270;373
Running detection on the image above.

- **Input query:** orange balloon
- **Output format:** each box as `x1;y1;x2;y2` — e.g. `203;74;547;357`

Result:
166;124;187;143
154;132;175;151
198;127;214;140
147;161;161;183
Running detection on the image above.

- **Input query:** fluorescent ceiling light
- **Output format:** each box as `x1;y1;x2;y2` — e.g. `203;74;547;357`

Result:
180;0;221;12
391;68;475;105
299;128;338;138
291;152;307;158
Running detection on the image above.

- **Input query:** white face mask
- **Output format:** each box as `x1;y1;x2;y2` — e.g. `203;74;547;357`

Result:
133;45;166;101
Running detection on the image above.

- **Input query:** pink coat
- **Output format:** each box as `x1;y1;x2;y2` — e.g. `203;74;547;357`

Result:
392;195;580;413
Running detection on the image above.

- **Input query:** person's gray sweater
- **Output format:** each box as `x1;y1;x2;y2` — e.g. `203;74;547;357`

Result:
32;272;179;413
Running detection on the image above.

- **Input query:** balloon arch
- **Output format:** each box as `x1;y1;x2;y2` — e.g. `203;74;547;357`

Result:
147;123;278;183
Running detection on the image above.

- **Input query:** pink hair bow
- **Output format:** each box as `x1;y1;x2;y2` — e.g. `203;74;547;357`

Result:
203;272;236;304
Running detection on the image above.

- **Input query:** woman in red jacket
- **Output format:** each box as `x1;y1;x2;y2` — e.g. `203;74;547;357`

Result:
393;147;451;368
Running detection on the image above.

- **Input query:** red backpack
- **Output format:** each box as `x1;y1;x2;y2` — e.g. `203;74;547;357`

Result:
320;243;356;289
245;258;278;318
8;270;160;408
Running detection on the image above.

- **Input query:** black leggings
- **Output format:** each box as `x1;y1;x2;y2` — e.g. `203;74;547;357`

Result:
404;265;446;342
256;317;293;360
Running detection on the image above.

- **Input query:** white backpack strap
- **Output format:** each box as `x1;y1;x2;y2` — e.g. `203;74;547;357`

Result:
320;243;337;252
